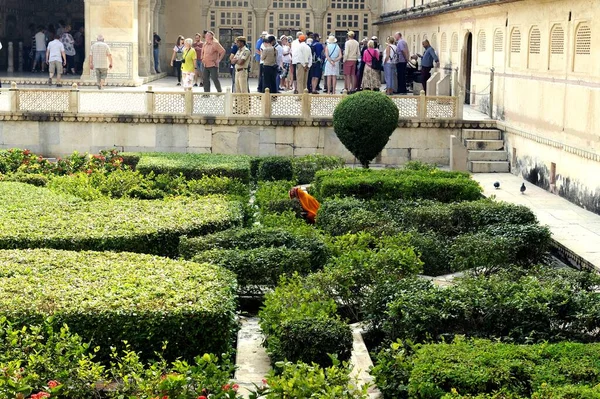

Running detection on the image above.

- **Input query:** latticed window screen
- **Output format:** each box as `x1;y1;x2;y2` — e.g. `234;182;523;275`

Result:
477;30;486;52
575;23;591;55
550;25;564;55
272;1;308;8
220;12;243;26
529;26;541;54
210;11;216;29
494;30;503;52
214;1;249;6
331;0;365;9
336;14;359;29
440;32;447;53
451;32;458;52
279;13;302;28
511;28;521;53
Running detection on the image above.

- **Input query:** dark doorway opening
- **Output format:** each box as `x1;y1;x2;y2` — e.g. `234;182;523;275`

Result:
464;32;473;104
219;28;243;73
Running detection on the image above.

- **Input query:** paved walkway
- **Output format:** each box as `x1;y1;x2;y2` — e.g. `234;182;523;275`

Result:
472;173;600;270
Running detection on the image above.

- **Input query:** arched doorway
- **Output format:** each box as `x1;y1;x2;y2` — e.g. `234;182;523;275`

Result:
463;32;473;104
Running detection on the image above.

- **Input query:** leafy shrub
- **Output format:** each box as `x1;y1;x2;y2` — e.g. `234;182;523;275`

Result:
259;275;352;366
48;173;104;200
192;248;313;294
134;152;253;183
367;267;600;344
255;180;302;216
2;172;48;186
0;182;243;257
371;338;600;399
403;160;438;171
179;226;329;269
313;168;481;202
255;357;369;399
257;156;294;181
292;155;345;184
333;91;399;168
0;249;238;363
406;231;453;276
317;198;537;237
119;152;141;168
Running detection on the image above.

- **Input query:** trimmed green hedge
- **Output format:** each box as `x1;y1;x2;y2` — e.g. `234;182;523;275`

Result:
372;338;600;399
317;198;537;237
259;275;352;367
250;155;345;184
313;168;481;202
255;180;303;216
0;182;243;257
0;249;238;363
365;267;600;344
191;248;313;294
179;226;329;269
257;157;294;181
130;152;253;183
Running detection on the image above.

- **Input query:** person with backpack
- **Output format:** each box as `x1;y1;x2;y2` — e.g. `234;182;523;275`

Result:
383;36;397;95
361;40;381;91
308;34;323;93
324;36;342;94
170;35;185;85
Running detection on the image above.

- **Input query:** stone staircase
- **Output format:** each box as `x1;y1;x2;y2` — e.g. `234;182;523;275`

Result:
462;128;510;173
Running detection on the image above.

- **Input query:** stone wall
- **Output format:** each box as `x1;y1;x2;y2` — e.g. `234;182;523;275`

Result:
0;119;472;166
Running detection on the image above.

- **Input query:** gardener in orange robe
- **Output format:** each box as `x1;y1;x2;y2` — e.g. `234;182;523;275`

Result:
289;187;320;224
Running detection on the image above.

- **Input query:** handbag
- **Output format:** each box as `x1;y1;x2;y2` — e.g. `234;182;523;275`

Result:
181;49;190;64
368;49;383;71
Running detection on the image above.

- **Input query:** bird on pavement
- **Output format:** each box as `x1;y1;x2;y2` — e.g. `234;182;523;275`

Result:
520;183;526;194
493;182;500;189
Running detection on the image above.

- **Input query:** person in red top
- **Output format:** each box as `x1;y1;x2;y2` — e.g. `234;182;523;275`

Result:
192;32;204;87
201;31;225;92
289;187;320;224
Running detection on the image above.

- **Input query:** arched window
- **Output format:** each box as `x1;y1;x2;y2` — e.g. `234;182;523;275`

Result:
440;32;447;54
573;22;591;72
451;32;458;53
549;24;565;70
528;26;541;69
509;27;521;67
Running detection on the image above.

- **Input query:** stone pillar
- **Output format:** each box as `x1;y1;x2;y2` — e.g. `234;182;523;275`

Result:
255;8;268;39
18;42;23;72
313;10;327;37
138;0;151;77
7;42;14;73
83;0;141;85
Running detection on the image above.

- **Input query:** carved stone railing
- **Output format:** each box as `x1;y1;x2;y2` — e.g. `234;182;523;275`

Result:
0;84;463;121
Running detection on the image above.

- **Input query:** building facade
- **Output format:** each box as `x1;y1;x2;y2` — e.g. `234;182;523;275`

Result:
378;0;600;213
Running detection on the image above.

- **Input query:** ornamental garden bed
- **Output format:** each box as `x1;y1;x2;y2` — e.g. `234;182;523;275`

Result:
0;182;243;257
0;248;238;363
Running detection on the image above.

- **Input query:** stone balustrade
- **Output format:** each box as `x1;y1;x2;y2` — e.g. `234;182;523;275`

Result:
0;83;463;122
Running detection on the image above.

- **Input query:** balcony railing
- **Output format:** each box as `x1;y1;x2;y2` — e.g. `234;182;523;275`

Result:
0;83;464;121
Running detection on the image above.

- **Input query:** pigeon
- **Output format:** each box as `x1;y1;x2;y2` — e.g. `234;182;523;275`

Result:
493;182;500;189
520;183;526;194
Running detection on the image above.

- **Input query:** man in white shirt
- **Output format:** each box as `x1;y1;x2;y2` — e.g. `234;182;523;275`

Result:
89;34;113;90
32;26;47;73
290;31;303;93
46;34;66;87
294;34;312;95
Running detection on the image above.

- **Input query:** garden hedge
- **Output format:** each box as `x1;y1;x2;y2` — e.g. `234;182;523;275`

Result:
191;248;314;294
259;275;352;367
254;180;303;216
250;155;345;184
179;226;329;269
257;156;295;182
0;249;238;363
129;152;253;183
0;182;243;257
372;338;600;399
313;168;481;202
365;267;600;344
317;198;538;237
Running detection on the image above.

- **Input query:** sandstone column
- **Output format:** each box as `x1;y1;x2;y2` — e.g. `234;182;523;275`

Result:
138;0;151;77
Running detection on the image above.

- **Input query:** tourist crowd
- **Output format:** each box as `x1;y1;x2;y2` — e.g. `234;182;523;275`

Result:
166;30;440;95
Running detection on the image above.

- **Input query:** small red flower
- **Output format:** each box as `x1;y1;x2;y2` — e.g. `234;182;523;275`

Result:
232;383;239;392
197;396;207;399
222;384;230;391
86;169;93;175
162;396;168;399
48;380;60;389
23;150;31;156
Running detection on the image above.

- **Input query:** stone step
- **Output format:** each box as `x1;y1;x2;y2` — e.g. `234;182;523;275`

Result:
469;161;510;173
465;139;504;151
468;150;509;161
462;128;502;140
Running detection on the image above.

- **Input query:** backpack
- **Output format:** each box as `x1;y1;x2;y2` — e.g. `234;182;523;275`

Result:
368;49;383;71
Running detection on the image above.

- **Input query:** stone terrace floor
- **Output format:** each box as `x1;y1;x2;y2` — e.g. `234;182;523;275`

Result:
473;173;600;271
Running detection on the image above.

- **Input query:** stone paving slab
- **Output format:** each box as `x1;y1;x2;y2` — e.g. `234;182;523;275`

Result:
472;173;600;271
234;316;270;398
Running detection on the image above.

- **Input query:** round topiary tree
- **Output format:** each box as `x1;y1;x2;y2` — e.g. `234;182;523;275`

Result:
333;91;399;168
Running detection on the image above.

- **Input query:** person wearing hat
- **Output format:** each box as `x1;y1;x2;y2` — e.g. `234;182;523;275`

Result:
261;35;278;94
290;31;304;93
280;36;292;91
324;35;341;94
231;36;251;93
343;31;359;93
294;34;312;94
256;31;268;92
